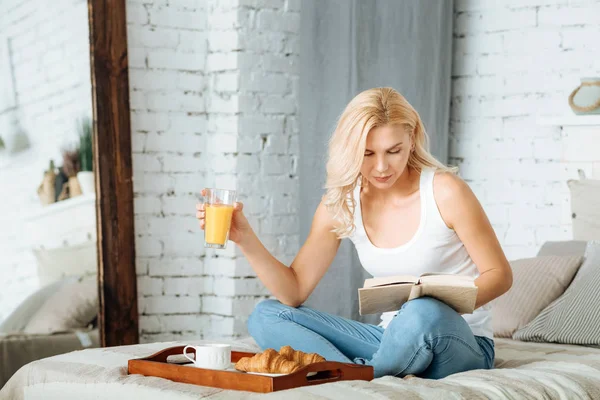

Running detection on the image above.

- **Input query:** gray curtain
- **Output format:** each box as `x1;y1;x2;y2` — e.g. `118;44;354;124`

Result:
299;0;454;323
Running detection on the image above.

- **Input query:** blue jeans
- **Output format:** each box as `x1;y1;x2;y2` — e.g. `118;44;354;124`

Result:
247;297;494;379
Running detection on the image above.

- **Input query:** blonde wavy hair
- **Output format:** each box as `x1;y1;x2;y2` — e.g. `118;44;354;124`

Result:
323;87;457;239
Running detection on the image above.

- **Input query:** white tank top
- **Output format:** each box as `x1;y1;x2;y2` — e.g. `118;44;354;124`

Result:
348;168;493;339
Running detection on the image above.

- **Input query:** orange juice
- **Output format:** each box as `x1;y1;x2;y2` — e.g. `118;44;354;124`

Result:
205;204;234;245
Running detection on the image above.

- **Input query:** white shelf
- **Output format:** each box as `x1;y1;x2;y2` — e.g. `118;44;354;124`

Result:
536;114;600;126
24;194;96;221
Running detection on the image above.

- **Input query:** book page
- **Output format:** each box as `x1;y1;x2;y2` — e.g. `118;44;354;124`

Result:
362;275;418;288
418;273;475;287
358;284;413;315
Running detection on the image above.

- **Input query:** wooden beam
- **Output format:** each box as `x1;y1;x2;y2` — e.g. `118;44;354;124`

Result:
88;0;139;347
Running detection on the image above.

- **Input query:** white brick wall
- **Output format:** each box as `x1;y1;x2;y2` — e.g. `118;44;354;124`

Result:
0;0;93;322
451;0;600;261
128;0;300;342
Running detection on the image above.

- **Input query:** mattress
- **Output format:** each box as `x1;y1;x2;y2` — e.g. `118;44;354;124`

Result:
2;337;600;399
0;328;99;389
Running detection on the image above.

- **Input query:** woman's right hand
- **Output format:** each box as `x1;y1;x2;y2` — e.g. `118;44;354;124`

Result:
196;189;253;245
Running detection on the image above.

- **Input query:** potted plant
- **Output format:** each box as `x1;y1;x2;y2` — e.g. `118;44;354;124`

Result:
76;116;95;195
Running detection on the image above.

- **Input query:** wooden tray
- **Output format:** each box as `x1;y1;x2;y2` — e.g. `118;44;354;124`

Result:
128;346;374;393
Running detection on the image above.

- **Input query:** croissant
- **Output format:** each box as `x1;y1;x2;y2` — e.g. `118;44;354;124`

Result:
235;348;302;374
278;345;326;366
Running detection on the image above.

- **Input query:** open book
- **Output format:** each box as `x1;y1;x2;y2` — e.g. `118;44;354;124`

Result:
358;273;478;315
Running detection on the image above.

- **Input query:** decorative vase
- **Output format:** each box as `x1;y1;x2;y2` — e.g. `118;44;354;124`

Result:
568;77;600;115
37;171;56;206
77;171;95;195
69;176;82;197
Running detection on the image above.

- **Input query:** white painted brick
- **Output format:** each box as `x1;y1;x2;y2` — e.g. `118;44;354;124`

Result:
203;257;237;277
164;277;204;295
271;194;297;215
261;154;288;174
208;30;239;51
134;196;163;214
127;48;148;68
214;174;239;191
176;72;205;91
134;153;162;172
212;277;268;296
207;115;239;134
561;27;600;50
452;76;505;97
127;3;149;24
238;154;260;174
138;276;164;296
207;10;240;30
240;0;285;8
503;246;536;262
136;236;163;257
257;9;300;32
504;226;536;247
260;95;296;114
534;225;571;246
139;295;201;315
170;115;207;134
207;134;238;153
239;31;286;52
260;215;299;235
454;33;503;55
161;154;203;172
171;173;210;195
129;26;179;48
145;132;202;152
503;30;561;53
215;72;240;91
178;31;208;51
202;296;234;315
240;72;288;94
533;137;563;160
140;332;199;344
207;94;239;113
162;195;197;215
148;258;204;277
159;314;207;332
206;52;237;72
147;50;205;71
285;0;300;12
562;127;600;162
161;232;206;258
131;111;171;131
233;297;265;316
149;8;206;30
538;4;600;26
126;0;302;340
139;315;162;333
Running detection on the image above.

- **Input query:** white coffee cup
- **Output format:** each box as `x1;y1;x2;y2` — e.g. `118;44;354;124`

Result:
183;344;231;370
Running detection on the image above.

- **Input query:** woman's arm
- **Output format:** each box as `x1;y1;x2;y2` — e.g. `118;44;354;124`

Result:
434;172;513;309
237;199;341;307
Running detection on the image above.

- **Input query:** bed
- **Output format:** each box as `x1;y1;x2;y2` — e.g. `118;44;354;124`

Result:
1;336;600;399
0;243;100;389
0;328;99;388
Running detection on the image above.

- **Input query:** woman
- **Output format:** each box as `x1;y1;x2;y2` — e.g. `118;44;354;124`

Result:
196;87;512;379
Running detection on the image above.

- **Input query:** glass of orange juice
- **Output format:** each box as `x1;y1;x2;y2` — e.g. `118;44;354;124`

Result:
203;188;236;249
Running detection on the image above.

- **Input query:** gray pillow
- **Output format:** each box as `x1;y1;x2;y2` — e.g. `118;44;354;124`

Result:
23;275;98;335
0;278;72;334
537;240;587;257
491;255;583;338
514;241;600;344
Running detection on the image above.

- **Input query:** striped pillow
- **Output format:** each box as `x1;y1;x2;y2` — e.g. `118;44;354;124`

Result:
513;241;600;344
491;255;583;338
